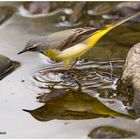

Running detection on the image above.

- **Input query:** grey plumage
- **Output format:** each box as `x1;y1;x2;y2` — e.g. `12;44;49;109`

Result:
18;27;98;54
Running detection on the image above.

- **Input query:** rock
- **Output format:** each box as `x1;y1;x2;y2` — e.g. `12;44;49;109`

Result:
109;2;140;22
116;78;134;107
88;126;135;138
0;6;15;24
120;43;140;116
69;2;86;24
0;55;19;80
116;2;140;10
0;55;13;79
25;2;58;15
112;1;140;17
87;3;114;16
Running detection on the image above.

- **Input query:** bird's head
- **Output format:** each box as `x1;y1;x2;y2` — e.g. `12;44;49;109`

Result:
18;38;46;55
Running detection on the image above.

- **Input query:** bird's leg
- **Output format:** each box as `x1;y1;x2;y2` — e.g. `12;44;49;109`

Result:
64;58;79;70
68;58;79;70
64;59;72;70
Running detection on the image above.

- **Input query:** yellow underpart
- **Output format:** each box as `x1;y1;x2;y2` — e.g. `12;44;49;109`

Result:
87;27;112;48
87;12;140;47
45;25;125;61
55;27;113;61
56;43;88;60
44;49;59;60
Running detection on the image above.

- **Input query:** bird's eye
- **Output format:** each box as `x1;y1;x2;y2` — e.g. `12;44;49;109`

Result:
40;51;44;54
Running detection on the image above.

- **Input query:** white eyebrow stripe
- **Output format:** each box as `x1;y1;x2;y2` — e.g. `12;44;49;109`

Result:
28;43;41;49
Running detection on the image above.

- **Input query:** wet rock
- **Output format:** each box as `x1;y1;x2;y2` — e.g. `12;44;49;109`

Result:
109;2;140;21
69;2;86;24
116;79;134;107
88;126;135;138
24;2;58;15
0;55;13;79
120;43;140;116
87;3;114;16
18;2;62;19
23;89;133;121
0;6;15;24
116;2;140;11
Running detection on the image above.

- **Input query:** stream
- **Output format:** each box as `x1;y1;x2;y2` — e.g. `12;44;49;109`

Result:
0;1;140;138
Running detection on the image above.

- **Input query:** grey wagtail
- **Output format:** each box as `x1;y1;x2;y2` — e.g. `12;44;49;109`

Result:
18;12;140;69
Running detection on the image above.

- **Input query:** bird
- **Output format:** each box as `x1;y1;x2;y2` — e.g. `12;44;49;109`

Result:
18;12;140;69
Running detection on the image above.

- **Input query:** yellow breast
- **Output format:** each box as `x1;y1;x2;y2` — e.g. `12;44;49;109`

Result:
56;43;88;60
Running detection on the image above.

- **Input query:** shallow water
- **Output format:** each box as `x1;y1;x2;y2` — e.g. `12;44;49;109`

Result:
0;2;140;138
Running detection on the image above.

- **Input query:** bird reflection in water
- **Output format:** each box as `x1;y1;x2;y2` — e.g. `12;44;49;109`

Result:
23;88;134;121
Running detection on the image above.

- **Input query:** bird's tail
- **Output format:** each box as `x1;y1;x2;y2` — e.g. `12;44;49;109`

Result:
105;12;140;30
87;12;140;47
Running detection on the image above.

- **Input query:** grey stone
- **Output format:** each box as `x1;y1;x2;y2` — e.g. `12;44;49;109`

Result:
88;126;135;138
0;55;13;79
122;43;140;115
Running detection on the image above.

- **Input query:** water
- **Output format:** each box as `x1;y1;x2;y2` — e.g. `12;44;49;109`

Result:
0;2;140;138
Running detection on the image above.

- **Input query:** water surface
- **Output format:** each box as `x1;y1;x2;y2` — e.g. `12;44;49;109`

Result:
0;2;140;138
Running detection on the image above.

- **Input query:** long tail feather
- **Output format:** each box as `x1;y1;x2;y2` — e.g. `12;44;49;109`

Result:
106;12;140;29
87;12;140;47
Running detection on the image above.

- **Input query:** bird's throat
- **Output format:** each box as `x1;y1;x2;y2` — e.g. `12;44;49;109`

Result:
43;49;60;60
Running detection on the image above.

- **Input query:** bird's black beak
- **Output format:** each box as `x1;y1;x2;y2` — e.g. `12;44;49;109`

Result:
40;50;44;54
17;49;27;55
22;109;32;113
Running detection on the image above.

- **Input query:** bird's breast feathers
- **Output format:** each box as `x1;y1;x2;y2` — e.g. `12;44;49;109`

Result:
56;43;88;60
44;43;88;61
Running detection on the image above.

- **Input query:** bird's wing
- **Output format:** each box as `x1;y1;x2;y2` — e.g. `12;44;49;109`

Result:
58;27;99;51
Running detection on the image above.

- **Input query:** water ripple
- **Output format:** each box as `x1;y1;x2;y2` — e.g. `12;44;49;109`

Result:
29;58;124;91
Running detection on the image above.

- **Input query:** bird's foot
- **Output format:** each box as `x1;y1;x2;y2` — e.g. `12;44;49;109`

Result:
65;58;79;70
